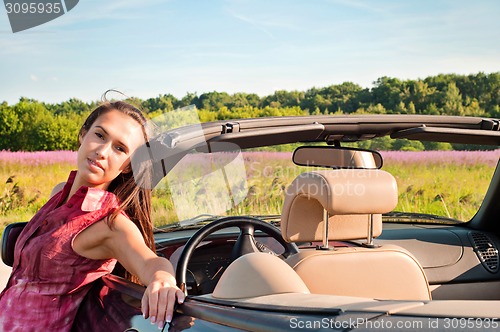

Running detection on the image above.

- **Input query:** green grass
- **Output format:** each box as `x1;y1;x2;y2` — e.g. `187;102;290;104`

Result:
384;163;491;221
0;163;75;228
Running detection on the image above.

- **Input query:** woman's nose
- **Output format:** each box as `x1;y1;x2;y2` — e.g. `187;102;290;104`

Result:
95;144;111;158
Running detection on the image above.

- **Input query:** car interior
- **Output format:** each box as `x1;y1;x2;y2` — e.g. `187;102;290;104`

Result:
177;141;500;319
164;115;500;320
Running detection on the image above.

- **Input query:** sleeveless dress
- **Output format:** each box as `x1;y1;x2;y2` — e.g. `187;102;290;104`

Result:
0;171;119;331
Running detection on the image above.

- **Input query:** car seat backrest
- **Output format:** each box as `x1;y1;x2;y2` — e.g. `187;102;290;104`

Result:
280;169;431;301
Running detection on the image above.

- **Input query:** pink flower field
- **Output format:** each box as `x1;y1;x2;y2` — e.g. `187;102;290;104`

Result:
0;150;77;166
1;149;498;167
380;150;500;167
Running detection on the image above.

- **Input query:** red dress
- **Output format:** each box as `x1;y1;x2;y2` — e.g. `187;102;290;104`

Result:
0;171;119;331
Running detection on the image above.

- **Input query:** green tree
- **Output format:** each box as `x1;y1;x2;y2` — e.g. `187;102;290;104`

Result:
394;101;407;114
425;103;439;115
423;141;453;150
37;115;81;150
143;94;178;113
197;91;232;111
464;98;486;116
179;92;198;108
371;77;404;112
46;98;93;116
392;139;425;151
0;102;21;150
370;136;393;150
262;90;304;108
366;103;386;114
442;82;464;115
9;98;48;151
410;80;436;113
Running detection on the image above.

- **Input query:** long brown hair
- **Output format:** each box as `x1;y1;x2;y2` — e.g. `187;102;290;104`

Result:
80;100;155;284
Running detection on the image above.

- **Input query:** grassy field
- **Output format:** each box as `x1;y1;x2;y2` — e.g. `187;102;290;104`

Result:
382;150;498;221
1;150;499;232
0;151;77;229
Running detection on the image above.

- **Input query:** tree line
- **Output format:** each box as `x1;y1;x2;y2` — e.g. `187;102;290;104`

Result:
1;72;499;151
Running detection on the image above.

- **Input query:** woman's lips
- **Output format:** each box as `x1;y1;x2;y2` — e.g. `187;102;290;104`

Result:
88;158;104;171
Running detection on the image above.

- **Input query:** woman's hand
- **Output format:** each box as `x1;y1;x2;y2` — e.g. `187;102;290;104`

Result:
141;270;185;329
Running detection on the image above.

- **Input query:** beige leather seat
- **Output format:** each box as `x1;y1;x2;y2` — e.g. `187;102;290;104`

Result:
211;252;310;299
281;169;431;301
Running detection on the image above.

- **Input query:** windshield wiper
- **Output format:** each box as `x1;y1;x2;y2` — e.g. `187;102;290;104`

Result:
383;211;462;224
179;214;222;227
253;214;281;227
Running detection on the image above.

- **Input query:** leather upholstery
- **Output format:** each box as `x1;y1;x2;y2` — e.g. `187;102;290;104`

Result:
212;252;310;299
281;170;396;242
281;169;431;301
286;245;431;300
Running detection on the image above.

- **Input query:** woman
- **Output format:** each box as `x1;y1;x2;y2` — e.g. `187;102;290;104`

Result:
0;100;184;331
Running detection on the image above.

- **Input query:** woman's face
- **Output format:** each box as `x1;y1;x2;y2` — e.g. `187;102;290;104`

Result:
75;109;145;190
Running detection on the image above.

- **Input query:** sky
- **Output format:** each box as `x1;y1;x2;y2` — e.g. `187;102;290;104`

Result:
1;0;500;104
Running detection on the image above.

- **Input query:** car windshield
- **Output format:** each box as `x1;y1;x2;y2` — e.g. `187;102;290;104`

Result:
150;142;500;227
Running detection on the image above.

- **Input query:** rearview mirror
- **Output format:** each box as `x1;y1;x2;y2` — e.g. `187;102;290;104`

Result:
293;146;383;169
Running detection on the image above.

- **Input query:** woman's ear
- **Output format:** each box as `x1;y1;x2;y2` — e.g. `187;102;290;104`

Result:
78;130;87;144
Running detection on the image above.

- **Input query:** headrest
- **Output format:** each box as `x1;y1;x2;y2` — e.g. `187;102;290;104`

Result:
281;169;398;242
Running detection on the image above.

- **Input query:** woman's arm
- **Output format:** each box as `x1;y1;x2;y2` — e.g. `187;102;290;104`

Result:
72;215;184;329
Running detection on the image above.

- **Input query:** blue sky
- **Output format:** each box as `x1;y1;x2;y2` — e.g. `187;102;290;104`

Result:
1;0;499;104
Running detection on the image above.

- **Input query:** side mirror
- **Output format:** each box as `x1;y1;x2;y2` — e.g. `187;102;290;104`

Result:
1;222;27;267
293;146;383;169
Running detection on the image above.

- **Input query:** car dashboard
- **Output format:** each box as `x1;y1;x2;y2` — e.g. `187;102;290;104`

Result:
153;221;500;300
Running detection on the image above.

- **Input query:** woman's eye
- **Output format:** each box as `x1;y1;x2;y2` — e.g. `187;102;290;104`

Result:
115;146;126;153
95;132;104;139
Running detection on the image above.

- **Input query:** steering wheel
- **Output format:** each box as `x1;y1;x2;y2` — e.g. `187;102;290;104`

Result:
175;216;299;294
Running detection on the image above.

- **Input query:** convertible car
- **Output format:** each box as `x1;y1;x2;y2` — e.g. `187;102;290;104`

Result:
3;113;500;331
